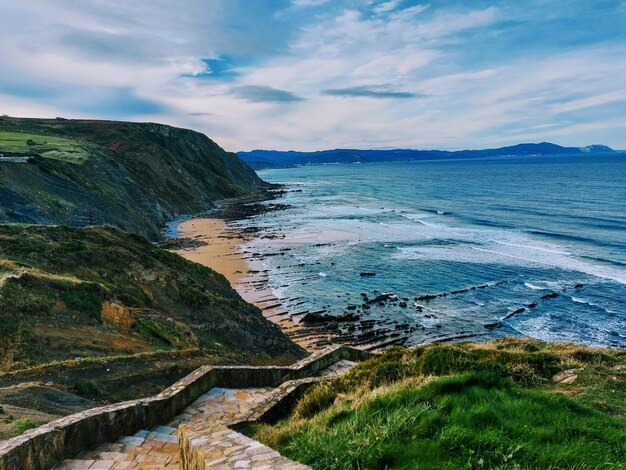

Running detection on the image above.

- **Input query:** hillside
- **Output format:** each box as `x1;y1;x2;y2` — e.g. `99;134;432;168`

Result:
239;142;616;169
0;117;263;240
0;224;304;373
248;339;626;469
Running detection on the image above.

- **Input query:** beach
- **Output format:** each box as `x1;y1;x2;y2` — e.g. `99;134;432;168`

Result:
171;155;626;352
173;217;336;351
173;218;250;288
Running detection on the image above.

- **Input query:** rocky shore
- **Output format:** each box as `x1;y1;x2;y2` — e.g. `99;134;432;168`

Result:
167;189;477;351
168;187;596;352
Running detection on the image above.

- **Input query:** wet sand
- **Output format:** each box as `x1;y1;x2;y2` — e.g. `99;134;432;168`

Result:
173;218;325;351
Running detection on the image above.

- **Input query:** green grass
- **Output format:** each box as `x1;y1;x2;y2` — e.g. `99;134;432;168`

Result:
13;418;38;433
0;316;39;369
0;348;200;379
134;316;192;349
0;224;301;369
74;379;104;399
249;340;626;469
0;131;89;163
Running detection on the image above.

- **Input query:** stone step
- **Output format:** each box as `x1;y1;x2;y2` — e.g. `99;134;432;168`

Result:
51;354;360;470
56;425;180;469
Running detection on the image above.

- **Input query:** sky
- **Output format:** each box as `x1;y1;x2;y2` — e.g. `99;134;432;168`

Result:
1;0;625;151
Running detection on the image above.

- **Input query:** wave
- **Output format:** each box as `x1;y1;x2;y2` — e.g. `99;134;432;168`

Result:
579;254;626;268
527;229;626;252
493;239;571;256
526;229;596;244
524;282;544;290
414;208;449;216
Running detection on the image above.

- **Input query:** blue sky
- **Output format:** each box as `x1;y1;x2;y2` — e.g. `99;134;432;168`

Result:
1;0;625;151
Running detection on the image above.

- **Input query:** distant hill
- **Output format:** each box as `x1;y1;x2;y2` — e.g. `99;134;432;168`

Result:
238;142;616;169
0;117;263;240
0;224;304;372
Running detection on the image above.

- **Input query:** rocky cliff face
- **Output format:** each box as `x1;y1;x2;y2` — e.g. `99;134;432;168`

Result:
0;117;263;239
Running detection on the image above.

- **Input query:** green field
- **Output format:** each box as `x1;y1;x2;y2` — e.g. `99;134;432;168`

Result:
248;340;626;469
0;131;90;163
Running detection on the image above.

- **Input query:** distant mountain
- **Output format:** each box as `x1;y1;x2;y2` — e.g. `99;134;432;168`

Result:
0;117;263;239
238;142;616;169
579;144;614;153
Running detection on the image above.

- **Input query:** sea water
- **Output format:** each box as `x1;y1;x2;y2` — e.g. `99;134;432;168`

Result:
234;154;626;347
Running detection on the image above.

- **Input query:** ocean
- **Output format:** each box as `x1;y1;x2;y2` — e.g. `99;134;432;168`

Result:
232;154;626;348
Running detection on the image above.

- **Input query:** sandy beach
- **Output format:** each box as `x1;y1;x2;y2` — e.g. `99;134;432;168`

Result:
173;218;328;351
173;218;249;287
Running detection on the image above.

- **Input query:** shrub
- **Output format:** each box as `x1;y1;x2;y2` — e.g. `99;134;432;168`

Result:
177;278;212;307
371;361;413;387
14;418;38;433
134;316;188;349
74;380;103;398
0;316;20;337
294;382;338;418
0;316;38;370
61;286;103;319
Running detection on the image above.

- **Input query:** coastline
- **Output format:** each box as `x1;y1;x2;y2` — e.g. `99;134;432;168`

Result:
169;187;536;353
172;215;335;352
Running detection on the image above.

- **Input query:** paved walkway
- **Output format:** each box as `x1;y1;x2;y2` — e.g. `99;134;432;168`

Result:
53;360;355;470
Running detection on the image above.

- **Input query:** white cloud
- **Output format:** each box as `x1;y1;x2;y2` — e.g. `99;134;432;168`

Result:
551;90;626;114
291;0;330;7
373;0;400;15
1;1;625;151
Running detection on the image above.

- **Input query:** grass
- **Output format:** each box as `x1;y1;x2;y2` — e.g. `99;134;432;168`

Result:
0;224;302;370
0;131;90;163
13;418;38;434
0;348;201;379
134;316;192;349
0;316;38;370
248;340;626;469
74;379;104;399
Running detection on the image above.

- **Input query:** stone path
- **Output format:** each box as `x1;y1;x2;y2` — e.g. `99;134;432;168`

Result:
53;360;356;469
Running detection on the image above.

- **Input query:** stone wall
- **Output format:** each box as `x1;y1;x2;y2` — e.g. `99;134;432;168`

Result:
0;346;371;470
178;377;318;470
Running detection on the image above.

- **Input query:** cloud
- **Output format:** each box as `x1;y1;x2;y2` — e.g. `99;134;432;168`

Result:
322;86;422;99
229;85;304;103
292;0;330;7
551;90;626;114
0;0;625;151
72;87;166;116
373;1;400;15
183;57;241;81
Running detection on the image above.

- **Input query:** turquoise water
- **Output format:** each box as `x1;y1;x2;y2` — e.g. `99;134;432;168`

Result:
237;155;626;347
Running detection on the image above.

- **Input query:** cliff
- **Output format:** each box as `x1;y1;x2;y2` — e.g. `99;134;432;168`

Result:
0;224;304;372
0;117;263;239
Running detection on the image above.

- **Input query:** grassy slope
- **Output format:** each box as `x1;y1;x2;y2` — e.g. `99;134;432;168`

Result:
0;131;90;163
0;224;304;373
249;339;626;469
0;117;263;239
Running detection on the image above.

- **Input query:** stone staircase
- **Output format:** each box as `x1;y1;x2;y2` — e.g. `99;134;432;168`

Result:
53;424;179;469
50;358;357;469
